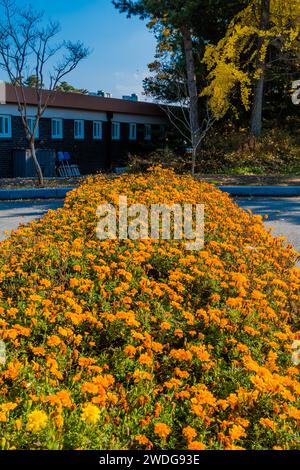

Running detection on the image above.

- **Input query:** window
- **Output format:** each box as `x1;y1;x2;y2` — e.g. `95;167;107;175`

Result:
52;118;63;139
27;117;39;138
93;121;102;140
129;123;137;140
159;125;165;140
0;115;12;138
144;124;151;141
74;120;84;139
112;121;120;140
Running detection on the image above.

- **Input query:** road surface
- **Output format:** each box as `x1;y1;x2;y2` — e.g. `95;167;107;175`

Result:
236;197;300;254
0;200;64;241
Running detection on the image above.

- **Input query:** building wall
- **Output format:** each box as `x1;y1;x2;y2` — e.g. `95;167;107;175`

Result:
0;110;166;177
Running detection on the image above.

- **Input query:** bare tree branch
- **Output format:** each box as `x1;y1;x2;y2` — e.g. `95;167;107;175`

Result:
0;0;89;184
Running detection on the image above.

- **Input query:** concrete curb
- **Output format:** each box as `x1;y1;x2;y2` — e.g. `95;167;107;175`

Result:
218;186;300;197
0;187;75;200
0;185;300;200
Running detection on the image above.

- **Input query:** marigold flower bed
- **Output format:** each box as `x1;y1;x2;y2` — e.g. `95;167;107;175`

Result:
0;167;299;450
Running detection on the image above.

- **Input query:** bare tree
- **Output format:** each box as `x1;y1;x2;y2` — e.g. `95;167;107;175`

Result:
158;70;216;175
0;0;89;185
181;27;202;175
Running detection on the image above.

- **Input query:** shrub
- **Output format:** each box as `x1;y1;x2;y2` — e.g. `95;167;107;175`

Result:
0;167;299;450
198;127;300;174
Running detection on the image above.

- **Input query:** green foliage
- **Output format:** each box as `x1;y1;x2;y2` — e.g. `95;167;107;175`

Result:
114;1;246;104
55;81;89;94
24;75;44;89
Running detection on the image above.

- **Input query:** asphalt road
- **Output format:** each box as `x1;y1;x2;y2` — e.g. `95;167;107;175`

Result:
0;198;299;255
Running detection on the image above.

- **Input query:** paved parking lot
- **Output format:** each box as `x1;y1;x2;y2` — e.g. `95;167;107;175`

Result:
0;198;299;255
0;200;64;241
237;197;300;254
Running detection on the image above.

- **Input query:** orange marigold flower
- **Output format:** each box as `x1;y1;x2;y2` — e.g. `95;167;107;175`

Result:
154;403;162;418
287;407;300;420
188;441;206;450
73;265;82;272
260;418;277;431
138;353;153;367
124;345;137;357
47;335;61;347
135;435;153;449
174;329;184;338
154;422;171;439
182;426;197;442
229;425;247;441
169;349;192;362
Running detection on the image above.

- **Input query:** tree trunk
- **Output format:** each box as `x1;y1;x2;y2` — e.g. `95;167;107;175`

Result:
182;27;200;175
29;140;44;186
191;147;197;176
250;0;270;138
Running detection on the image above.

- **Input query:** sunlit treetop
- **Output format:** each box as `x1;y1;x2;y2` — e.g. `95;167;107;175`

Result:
201;0;300;118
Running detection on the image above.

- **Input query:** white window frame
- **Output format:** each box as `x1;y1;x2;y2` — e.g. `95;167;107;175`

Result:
112;121;120;141
144;124;151;141
93;121;103;140
0;115;12;138
129;123;137;140
74;119;84;140
27;117;39;139
52;118;63;139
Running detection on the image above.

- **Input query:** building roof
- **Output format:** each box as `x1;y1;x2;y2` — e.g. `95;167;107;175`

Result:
3;83;165;117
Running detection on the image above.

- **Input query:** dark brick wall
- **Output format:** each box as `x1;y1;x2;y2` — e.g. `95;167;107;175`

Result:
0;115;164;177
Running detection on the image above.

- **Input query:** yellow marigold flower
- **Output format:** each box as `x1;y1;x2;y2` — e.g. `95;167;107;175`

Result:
26;410;48;433
0;412;8;422
154;422;171;439
160;322;171;331
81;403;101;424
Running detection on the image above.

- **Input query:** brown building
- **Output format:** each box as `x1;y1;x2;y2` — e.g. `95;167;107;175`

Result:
0;83;168;177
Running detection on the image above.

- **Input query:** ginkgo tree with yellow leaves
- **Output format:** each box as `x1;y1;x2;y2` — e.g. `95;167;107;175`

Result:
202;0;300;138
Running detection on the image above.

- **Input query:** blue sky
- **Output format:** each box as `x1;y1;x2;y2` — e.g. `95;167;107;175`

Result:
2;0;156;99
